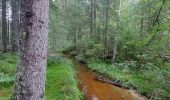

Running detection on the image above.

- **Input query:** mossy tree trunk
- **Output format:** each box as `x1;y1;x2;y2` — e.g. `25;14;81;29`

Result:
12;0;49;99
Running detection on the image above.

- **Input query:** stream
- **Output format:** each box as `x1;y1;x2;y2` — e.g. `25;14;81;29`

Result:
73;61;146;100
51;53;146;100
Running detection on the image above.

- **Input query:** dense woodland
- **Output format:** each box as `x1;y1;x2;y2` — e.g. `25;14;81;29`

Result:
0;0;170;100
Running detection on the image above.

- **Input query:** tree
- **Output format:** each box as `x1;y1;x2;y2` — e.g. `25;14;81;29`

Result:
11;0;19;52
12;0;49;99
0;1;2;49
104;0;109;56
112;0;121;63
146;0;166;47
1;0;7;53
90;0;93;38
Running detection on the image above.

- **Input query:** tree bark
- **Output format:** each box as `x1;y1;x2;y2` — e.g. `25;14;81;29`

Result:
112;37;117;63
2;0;7;53
12;0;49;99
140;10;144;38
112;0;121;63
11;0;20;52
93;0;97;40
104;0;109;52
90;0;93;39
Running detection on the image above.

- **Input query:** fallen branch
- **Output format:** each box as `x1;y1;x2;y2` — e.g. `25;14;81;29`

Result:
95;75;123;88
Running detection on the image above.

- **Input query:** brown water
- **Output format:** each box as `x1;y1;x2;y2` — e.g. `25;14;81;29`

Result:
75;62;146;100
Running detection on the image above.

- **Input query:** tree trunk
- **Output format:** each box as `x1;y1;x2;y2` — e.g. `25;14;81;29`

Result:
11;0;20;52
90;0;93;39
104;0;109;53
112;0;121;63
140;10;144;38
93;0;97;40
12;0;49;99
2;0;7;53
7;19;10;48
112;37;117;63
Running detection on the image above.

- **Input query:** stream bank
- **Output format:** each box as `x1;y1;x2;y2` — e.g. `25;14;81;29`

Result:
73;58;146;100
63;50;170;100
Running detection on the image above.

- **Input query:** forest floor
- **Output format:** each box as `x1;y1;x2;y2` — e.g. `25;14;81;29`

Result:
0;52;169;100
62;49;170;99
0;53;82;100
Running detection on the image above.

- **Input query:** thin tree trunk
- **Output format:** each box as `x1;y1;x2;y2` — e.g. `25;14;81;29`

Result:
11;0;20;52
140;10;144;38
90;0;93;39
147;1;151;33
104;0;109;51
2;0;7;53
93;0;97;40
12;0;49;99
112;0;121;63
6;0;11;48
112;37;117;63
0;15;1;50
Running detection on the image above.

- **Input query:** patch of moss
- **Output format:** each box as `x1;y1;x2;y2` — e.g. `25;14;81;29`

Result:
46;63;82;100
0;54;82;100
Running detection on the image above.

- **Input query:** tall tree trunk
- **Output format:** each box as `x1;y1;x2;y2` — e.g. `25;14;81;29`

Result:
0;16;1;50
6;0;11;48
12;0;49;99
93;0;97;40
104;0;109;50
140;10;144;38
11;0;20;52
7;19;10;48
2;0;7;53
90;0;93;39
147;1;151;33
112;0;121;63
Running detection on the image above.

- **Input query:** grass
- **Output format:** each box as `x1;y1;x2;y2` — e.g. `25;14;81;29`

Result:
0;53;17;100
0;53;82;100
87;58;170;100
46;56;82;100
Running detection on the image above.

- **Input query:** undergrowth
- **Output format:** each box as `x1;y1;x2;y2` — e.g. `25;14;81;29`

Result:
87;58;170;100
0;53;82;100
0;53;17;100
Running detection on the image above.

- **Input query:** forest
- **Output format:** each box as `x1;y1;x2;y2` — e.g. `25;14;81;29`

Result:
0;0;170;100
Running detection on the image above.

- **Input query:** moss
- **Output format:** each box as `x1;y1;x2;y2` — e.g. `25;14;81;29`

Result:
46;63;82;100
0;54;82;100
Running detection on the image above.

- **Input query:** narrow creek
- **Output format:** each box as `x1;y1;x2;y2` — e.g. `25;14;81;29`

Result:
53;53;146;100
73;61;146;100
